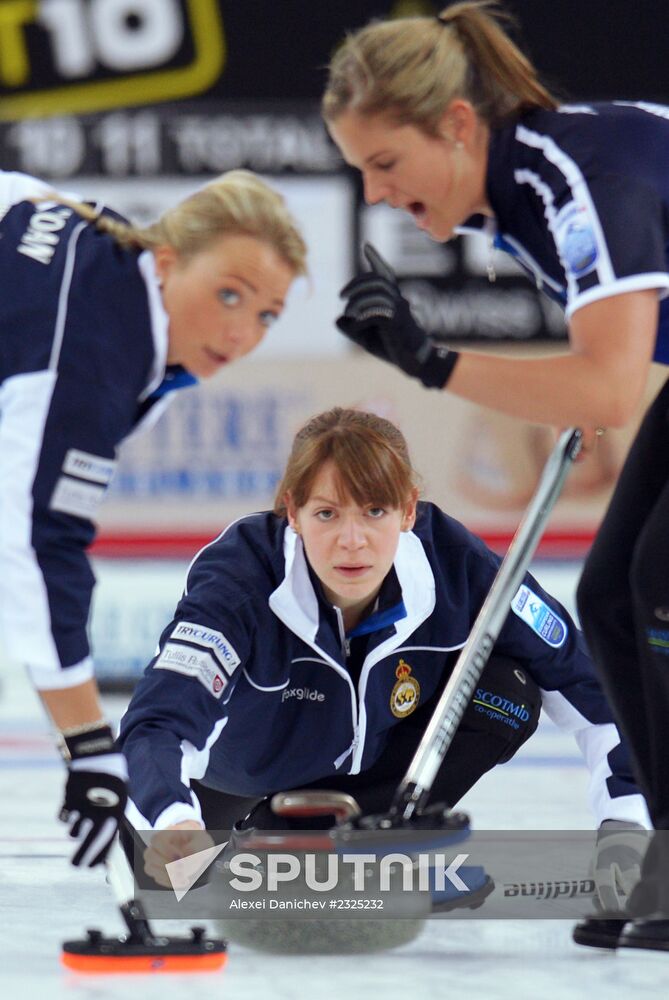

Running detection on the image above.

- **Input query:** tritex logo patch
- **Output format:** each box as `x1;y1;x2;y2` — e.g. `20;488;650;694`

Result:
390;659;420;718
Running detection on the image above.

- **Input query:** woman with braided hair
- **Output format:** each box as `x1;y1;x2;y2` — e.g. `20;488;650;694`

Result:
0;169;306;871
323;1;669;951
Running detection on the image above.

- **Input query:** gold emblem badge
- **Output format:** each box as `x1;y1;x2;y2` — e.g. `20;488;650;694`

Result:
390;659;420;718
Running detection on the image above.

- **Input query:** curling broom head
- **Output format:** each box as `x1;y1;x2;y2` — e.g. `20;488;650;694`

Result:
61;926;227;973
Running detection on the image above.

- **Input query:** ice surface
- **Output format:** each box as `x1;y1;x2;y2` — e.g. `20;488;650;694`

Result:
1;563;665;998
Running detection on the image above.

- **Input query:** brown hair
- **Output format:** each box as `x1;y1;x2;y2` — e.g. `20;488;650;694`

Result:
274;408;419;515
44;170;307;276
322;1;557;133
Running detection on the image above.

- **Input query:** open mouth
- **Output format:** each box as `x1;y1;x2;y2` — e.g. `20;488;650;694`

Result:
408;201;427;225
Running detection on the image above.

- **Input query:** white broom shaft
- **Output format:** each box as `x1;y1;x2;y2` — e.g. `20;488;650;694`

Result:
106;836;135;905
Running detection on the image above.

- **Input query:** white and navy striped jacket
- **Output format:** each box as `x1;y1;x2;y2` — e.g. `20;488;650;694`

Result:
460;101;669;360
0;172;196;690
119;504;649;830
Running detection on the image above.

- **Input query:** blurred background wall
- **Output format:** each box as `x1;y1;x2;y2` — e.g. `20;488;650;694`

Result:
1;0;667;683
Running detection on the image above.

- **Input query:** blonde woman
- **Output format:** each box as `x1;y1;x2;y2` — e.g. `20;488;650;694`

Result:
323;2;669;949
0;168;306;869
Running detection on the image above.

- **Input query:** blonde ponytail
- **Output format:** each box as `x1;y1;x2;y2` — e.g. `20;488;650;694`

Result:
40;196;144;250
45;170;308;276
322;0;557;132
438;2;557;121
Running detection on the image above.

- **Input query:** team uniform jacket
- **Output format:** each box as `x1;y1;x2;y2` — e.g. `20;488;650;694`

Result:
119;503;649;831
459;101;669;360
0;171;196;689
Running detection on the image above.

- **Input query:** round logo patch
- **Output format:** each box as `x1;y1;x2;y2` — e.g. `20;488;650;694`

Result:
390;659;420;718
563;220;598;276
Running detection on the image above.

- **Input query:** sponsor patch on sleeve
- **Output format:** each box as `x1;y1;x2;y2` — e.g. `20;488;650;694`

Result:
154;642;228;699
63;448;117;485
169;621;241;676
49;476;107;519
511;585;567;648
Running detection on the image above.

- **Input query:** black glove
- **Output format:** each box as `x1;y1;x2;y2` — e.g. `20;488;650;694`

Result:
59;724;128;868
336;243;459;389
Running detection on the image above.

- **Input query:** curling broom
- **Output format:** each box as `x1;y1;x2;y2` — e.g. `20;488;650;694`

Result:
61;838;227;973
336;426;583;844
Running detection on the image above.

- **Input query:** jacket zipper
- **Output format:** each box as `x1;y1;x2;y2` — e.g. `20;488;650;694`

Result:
334;605;351;658
333;605;356;767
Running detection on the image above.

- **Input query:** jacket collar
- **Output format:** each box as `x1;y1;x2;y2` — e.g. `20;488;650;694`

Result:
268;526;436;659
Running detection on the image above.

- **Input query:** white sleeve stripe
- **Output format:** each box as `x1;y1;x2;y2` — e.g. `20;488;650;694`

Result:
539;688;591;732
48;221;87;371
28;656;94;690
613;101;669;121
513;168;577;301
153;800;203;831
180;718;228;784
0;371;61;670
573;723;651;828
541;689;650;825
557;104;598;115
515;124;616;284
126;796;205;834
565;273;669;319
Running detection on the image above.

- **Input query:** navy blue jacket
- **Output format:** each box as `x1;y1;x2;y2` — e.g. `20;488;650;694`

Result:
119;504;648;830
0;172;195;688
460;102;669;360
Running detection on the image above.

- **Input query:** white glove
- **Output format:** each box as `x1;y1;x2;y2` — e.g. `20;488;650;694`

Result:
593;819;648;912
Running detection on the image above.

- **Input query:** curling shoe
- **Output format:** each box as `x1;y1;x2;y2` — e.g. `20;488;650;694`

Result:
572;915;627;950
617;916;669;953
